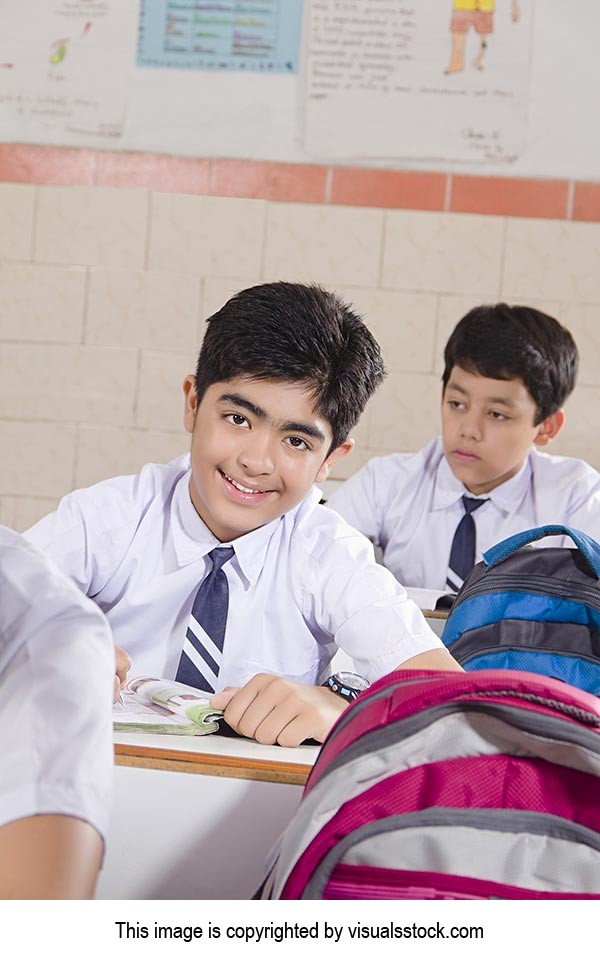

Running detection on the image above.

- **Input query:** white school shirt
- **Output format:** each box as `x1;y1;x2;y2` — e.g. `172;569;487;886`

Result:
25;454;442;688
0;526;114;841
328;437;600;590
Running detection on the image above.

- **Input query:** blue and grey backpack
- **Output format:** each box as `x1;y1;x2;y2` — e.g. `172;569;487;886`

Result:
441;525;600;695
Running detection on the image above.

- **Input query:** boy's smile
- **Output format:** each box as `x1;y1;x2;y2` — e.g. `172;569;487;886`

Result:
183;375;352;543
441;366;564;495
220;470;275;503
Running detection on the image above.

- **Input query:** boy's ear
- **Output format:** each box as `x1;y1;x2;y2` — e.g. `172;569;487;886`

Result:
534;409;565;447
315;438;355;484
183;375;198;434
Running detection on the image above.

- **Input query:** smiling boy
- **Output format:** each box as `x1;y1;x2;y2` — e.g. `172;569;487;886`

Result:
26;282;460;746
183;376;336;544
329;303;600;591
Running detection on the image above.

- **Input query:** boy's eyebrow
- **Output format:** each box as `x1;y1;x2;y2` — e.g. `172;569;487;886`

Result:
447;381;518;408
486;396;518;408
218;393;327;444
219;392;266;420
280;420;327;443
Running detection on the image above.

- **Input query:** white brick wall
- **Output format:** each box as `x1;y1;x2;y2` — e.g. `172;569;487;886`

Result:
1;182;599;529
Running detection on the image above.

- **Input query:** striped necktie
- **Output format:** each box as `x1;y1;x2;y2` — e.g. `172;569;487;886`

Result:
176;545;234;693
446;496;488;592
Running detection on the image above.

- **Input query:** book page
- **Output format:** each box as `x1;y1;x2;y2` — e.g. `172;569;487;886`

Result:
113;677;222;734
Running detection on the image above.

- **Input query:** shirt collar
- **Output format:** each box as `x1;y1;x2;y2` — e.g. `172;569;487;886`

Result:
171;467;321;584
433;450;532;513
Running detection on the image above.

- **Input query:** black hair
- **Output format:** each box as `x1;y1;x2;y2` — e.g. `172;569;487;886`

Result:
442;303;578;423
194;282;385;450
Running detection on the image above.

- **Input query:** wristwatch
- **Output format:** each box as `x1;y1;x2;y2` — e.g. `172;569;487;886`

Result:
322;671;370;703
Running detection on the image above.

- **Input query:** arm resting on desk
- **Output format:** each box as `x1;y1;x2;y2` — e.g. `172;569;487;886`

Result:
210;675;345;749
211;647;462;748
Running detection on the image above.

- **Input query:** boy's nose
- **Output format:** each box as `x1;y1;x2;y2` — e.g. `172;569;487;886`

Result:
237;434;276;476
460;413;483;440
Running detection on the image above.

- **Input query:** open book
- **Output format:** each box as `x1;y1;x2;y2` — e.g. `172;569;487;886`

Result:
113;676;223;735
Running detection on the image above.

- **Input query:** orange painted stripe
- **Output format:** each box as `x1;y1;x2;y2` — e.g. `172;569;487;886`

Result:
212;158;328;203
450;175;569;219
0;144;596;222
572;182;600;222
330;168;447;210
0;144;96;186
96;151;211;194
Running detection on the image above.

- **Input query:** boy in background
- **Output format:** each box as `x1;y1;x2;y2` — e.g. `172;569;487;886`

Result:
26;283;461;748
0;526;114;898
329;304;600;591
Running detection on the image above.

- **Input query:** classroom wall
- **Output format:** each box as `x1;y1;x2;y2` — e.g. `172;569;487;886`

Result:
1;146;600;532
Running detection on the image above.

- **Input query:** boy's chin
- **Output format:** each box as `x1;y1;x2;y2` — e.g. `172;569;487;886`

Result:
449;463;492;493
212;502;282;539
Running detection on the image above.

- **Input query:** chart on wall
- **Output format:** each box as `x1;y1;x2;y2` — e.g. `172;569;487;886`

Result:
0;0;137;141
303;0;534;162
137;0;304;74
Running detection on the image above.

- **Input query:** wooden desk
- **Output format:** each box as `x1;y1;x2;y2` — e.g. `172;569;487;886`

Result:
96;733;319;900
114;731;315;784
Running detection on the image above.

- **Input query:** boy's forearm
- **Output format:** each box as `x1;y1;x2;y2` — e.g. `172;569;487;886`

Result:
0;815;103;899
394;647;463;673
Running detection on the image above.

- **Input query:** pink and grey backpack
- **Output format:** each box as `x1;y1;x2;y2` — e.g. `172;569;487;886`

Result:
260;669;600;899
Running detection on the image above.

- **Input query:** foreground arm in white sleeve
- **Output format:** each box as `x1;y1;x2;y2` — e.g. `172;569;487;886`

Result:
0;527;115;899
26;491;132;701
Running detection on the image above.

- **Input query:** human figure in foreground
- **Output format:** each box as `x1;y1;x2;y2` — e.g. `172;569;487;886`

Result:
0;526;114;898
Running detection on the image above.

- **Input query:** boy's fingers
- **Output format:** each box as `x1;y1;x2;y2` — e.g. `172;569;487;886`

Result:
222;674;295;736
253;698;304;746
236;689;298;742
210;686;240;710
113;674;121;704
114;646;131;685
214;674;269;727
273;714;316;749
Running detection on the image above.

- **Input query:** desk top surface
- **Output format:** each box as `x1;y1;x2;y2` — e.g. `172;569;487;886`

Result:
114;730;319;785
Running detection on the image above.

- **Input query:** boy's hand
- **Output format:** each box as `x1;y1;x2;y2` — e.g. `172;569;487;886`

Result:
210;674;347;747
113;645;131;703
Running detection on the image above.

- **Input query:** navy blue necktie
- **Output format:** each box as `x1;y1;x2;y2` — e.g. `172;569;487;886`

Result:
176;545;234;693
446;496;488;592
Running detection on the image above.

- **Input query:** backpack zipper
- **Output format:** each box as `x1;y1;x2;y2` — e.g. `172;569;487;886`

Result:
454;643;600;669
455;573;600;611
458;689;600;725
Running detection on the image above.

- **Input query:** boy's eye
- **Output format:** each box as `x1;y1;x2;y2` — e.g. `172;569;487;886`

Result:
225;413;249;427
448;399;464;410
285;436;309;451
490;411;508;421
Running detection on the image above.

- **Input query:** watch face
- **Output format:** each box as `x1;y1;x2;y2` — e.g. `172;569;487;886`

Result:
334;671;369;691
323;672;369;703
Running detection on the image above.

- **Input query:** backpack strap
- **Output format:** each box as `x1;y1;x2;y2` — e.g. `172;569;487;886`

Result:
483;525;600;579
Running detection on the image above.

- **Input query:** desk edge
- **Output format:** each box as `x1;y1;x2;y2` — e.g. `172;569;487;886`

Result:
114;743;312;786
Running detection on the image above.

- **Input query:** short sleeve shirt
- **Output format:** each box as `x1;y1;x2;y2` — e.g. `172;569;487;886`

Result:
328;437;600;589
25;455;443;687
0;526;114;840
